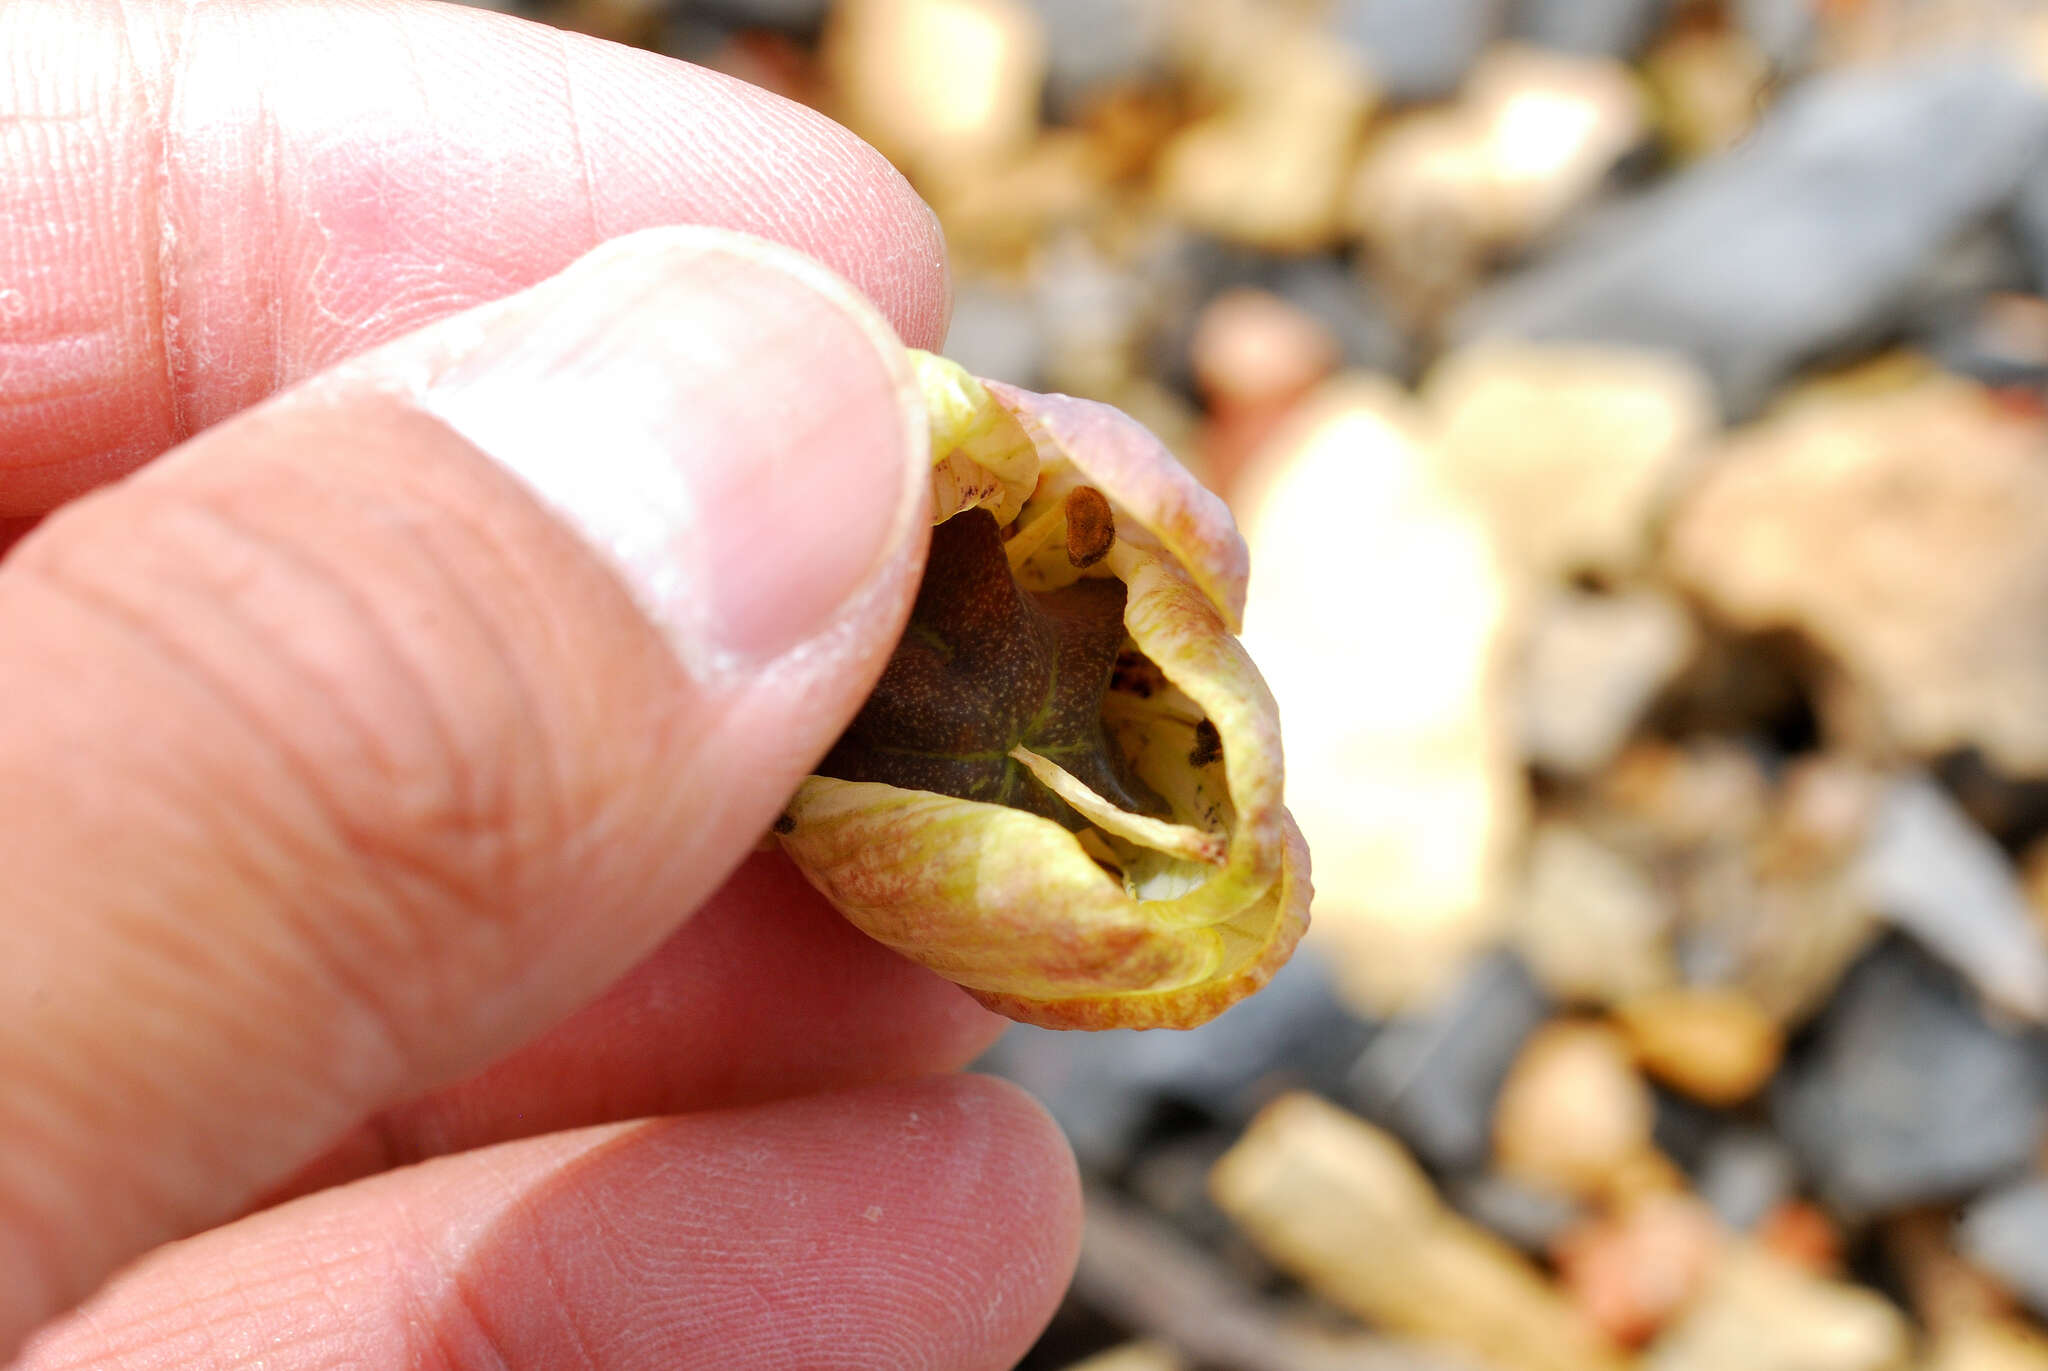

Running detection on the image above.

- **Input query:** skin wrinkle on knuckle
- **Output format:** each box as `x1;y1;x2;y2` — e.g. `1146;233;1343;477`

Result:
22;472;569;1069
0;21;150;462
550;29;603;245
7;549;430;1099
169;488;528;916
444;1182;612;1371
141;0;196;445
418;1249;536;1371
0;1185;73;1361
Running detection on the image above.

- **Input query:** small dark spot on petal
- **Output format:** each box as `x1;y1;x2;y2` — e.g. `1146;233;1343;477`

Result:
1065;485;1116;569
772;813;796;835
1189;718;1223;768
1112;650;1165;699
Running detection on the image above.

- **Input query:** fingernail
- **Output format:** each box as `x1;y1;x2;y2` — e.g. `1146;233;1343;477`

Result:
416;228;926;672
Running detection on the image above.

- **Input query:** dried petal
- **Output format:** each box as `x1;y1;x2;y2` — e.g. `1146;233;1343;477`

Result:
776;352;1307;1030
1008;745;1225;865
985;381;1251;630
913;350;1037;526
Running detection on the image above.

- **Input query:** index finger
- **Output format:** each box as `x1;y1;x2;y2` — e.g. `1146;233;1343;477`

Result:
0;0;949;514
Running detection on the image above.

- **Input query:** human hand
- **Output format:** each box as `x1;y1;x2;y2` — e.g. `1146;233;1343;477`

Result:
0;3;1080;1367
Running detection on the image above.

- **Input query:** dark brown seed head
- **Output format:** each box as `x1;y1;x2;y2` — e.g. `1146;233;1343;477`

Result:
817;508;1167;827
1064;485;1116;569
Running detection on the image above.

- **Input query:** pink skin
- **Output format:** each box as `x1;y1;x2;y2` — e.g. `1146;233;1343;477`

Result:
263;853;1012;1207
0;3;1079;1368
4;0;950;512
26;1078;1080;1371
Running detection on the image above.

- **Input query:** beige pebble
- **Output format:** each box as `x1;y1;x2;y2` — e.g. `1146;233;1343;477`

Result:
1514;822;1678;1007
1236;378;1525;1012
1190;287;1340;413
1605;1149;1696;1209
1517;586;1697;777
1154;9;1373;251
1058;1342;1188;1371
1596;739;1773;851
1616;987;1785;1107
823;0;1045;182
1426;341;1718;584
1645;1246;1911;1371
1642;27;1773;160
1493;1020;1658;1201
1346;45;1646;311
1667;370;2048;775
1926;1319;2048;1371
1212;1093;1628;1371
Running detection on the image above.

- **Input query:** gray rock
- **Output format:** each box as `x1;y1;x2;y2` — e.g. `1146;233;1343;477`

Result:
1331;0;1506;103
1734;0;1819;71
1456;53;2048;416
1448;1172;1585;1250
973;1030;1152;1170
1027;0;1170;115
1146;243;1409;395
1650;1087;1726;1171
1518;589;1695;777
1125;1129;1244;1248
1697;1128;1801;1231
1771;942;2048;1218
682;0;830;31
1959;1178;2048;1320
1348;950;1550;1171
1923;291;2048;390
1264;256;1412;379
2006;159;2048;295
976;950;1374;1169
940;280;1045;389
1034;233;1150;398
1856;774;2048;1023
1893;218;2037;380
1512;0;1672;58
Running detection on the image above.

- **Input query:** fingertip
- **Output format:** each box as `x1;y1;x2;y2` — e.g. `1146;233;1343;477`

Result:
491;1076;1084;1371
409;225;930;676
663;851;1012;1089
941;1071;1087;1273
20;1079;1085;1371
347;851;1015;1165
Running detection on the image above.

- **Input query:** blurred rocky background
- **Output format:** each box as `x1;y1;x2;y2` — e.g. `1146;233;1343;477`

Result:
466;0;2048;1366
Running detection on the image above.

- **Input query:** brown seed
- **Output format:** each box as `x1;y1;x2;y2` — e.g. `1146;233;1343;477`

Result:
1065;485;1116;568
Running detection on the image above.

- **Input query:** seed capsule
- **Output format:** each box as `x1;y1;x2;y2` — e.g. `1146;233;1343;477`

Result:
1064;485;1116;569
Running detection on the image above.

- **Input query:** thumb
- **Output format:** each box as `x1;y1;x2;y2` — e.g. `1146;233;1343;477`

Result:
0;227;929;1345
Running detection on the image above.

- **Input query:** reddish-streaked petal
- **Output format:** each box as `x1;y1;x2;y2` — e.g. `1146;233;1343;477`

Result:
972;816;1312;1031
985;381;1251;631
913;353;1038;525
779;779;1224;1000
1110;545;1287;925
